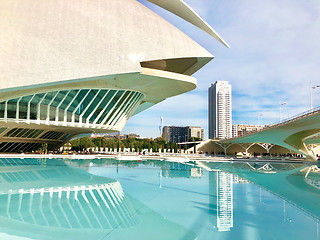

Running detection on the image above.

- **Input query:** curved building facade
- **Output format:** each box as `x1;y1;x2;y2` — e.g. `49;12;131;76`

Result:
0;0;228;152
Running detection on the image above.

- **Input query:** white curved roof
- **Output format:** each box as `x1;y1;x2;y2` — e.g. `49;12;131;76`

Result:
146;0;230;48
0;0;213;91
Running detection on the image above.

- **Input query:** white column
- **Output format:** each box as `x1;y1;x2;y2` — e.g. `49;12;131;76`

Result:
45;92;59;124
27;94;36;123
78;90;101;126
71;90;91;125
36;93;49;124
85;90;110;127
63;90;81;125
92;90;118;125
55;90;71;124
15;97;22;121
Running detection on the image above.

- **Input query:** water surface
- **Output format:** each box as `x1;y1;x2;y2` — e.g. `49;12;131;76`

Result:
0;158;319;240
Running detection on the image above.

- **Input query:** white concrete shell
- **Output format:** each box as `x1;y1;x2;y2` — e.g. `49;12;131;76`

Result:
0;0;228;152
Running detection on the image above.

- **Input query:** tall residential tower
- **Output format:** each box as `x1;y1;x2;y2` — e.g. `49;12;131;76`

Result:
208;81;232;139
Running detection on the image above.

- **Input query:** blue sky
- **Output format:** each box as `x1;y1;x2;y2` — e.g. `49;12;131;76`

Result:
123;0;320;139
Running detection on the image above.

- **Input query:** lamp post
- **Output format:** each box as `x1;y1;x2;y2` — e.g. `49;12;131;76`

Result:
310;82;320;110
279;102;286;123
258;113;263;126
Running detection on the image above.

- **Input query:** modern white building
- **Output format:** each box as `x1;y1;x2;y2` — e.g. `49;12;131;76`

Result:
208;81;232;139
0;0;228;152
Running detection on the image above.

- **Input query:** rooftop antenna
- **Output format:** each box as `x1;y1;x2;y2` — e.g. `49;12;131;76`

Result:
159;116;163;136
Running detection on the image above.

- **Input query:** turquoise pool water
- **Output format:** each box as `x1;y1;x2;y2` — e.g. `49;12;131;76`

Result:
0;158;319;240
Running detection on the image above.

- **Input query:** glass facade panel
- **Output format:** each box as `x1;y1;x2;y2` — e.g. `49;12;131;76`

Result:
30;93;45;121
105;91;130;125
0;142;42;153
16;129;29;138
51;91;68;108
41;91;58;106
83;90;104;122
60;91;75;111
4;128;43;138
0;127;7;135
39;105;47;121
68;90;88;115
96;90;125;124
89;90;110;123
5;128;22;137
7;99;19;119
0;88;144;129
113;92;137;125
78;90;98;118
19;95;33;120
19;102;28;119
0;102;5;118
29;103;37;120
40;131;64;140
29;130;44;138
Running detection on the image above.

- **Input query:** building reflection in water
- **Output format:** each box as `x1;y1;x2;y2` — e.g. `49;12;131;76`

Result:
209;170;250;232
0;158;196;240
0;158;136;230
161;162;203;178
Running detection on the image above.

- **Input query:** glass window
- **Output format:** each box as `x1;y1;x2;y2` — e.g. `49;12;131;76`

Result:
83;90;104;122
40;131;64;140
7;98;19;119
0;102;4;118
60;90;76;111
105;91;130;125
0;127;7;135
68;90;88;115
96;90;124;124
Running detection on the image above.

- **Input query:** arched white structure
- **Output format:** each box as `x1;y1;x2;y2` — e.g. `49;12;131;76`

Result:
0;0;228;152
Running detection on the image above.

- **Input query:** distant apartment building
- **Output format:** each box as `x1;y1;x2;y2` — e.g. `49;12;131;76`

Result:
232;124;265;137
208;81;232;139
188;126;205;140
232;125;238;138
163;126;204;143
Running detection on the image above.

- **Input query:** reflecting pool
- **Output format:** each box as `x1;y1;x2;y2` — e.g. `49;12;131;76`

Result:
0;158;319;240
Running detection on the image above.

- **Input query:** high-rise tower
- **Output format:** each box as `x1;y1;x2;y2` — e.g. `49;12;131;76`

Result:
208;81;232;139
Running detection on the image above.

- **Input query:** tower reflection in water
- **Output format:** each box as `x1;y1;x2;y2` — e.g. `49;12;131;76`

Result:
209;171;249;232
0;158;196;240
209;171;233;232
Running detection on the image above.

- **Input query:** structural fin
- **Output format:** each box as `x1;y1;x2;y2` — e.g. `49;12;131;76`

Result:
146;0;230;48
